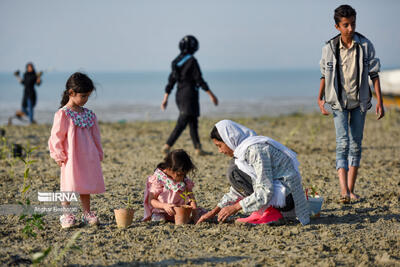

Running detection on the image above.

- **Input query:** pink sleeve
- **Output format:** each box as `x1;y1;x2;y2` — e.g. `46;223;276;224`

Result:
143;174;164;221
148;175;164;195
90;114;103;161
48;110;68;162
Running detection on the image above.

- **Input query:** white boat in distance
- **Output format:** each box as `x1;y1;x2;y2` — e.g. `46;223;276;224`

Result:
371;69;400;107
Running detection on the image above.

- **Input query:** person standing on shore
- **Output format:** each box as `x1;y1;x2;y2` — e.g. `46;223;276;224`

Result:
161;35;219;156
14;62;42;124
317;5;384;204
48;72;105;228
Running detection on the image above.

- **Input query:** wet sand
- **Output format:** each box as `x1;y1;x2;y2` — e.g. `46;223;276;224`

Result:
0;111;399;266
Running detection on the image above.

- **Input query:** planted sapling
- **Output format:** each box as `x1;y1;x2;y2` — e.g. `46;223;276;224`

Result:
179;190;195;206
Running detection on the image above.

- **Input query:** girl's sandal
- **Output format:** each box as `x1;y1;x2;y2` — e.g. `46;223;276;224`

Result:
339;195;350;204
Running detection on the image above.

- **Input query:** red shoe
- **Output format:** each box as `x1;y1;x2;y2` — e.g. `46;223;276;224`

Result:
248;206;283;224
236;211;262;223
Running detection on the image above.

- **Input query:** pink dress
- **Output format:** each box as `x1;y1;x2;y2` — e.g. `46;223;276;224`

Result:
48;107;105;194
143;168;195;221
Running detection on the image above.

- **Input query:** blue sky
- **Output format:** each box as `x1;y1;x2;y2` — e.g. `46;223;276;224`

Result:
1;0;399;72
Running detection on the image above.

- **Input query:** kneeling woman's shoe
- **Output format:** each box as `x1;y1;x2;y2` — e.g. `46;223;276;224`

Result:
249;206;283;225
235;211;262;223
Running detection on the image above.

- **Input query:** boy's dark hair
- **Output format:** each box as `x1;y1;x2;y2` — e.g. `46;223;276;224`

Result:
334;5;356;25
157;149;196;175
60;72;95;108
210;126;223;142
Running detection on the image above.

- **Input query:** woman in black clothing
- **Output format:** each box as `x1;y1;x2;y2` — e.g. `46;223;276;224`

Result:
14;62;42;124
161;35;218;155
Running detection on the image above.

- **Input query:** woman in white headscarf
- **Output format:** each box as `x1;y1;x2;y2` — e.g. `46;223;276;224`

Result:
196;120;310;225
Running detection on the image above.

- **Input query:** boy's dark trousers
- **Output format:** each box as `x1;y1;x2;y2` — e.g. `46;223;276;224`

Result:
166;113;201;149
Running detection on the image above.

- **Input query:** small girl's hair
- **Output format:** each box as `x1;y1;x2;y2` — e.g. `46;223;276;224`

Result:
59;72;95;108
157;149;196;176
210;126;223;142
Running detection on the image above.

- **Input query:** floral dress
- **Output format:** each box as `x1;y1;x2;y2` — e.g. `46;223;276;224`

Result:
143;168;194;221
48;107;105;194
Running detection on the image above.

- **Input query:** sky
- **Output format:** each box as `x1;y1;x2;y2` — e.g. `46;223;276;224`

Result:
1;0;399;72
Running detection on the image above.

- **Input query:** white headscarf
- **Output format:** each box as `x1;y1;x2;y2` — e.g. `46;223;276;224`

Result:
215;120;300;176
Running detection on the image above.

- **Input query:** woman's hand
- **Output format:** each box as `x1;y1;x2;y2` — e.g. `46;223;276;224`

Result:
196;206;220;224
161;93;169;110
163;203;177;216
161;99;168;110
207;90;219;106
210;94;218;106
217;202;242;223
191;208;200;224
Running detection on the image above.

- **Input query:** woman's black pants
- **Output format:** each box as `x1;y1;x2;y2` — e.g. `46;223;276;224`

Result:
166;113;201;149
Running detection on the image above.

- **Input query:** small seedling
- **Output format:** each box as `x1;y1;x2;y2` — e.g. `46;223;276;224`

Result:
51;229;82;266
31;229;83;266
18;198;44;238
20;142;38;198
17;142;44;238
32;247;51;265
179;191;195;205
124;195;133;209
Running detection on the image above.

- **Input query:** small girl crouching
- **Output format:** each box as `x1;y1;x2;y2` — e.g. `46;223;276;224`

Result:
143;149;203;223
48;72;105;229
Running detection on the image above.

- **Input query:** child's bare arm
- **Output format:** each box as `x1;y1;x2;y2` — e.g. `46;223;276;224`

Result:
149;193;176;216
318;78;329;115
372;77;385;120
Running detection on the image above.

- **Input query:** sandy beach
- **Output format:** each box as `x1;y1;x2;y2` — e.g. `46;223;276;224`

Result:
0;111;399;266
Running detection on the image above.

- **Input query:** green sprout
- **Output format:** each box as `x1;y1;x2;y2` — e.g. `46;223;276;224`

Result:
179;191;195;205
31;229;83;266
124;195;133;209
51;229;83;266
20;142;38;198
17;142;44;238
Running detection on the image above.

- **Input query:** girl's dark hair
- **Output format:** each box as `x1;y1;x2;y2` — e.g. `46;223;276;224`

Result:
60;72;95;108
334;5;356;25
210;126;223;142
157;149;196;175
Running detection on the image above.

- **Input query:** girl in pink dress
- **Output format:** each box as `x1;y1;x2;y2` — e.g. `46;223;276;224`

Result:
48;72;105;229
143;149;202;223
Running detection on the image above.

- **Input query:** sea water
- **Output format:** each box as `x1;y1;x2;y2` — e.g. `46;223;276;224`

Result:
0;69;320;125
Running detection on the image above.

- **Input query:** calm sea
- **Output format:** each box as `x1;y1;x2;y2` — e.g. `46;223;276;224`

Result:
0;70;320;125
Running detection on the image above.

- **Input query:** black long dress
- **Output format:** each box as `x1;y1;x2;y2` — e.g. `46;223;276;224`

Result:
21;72;39;109
164;54;210;148
165;55;210;117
